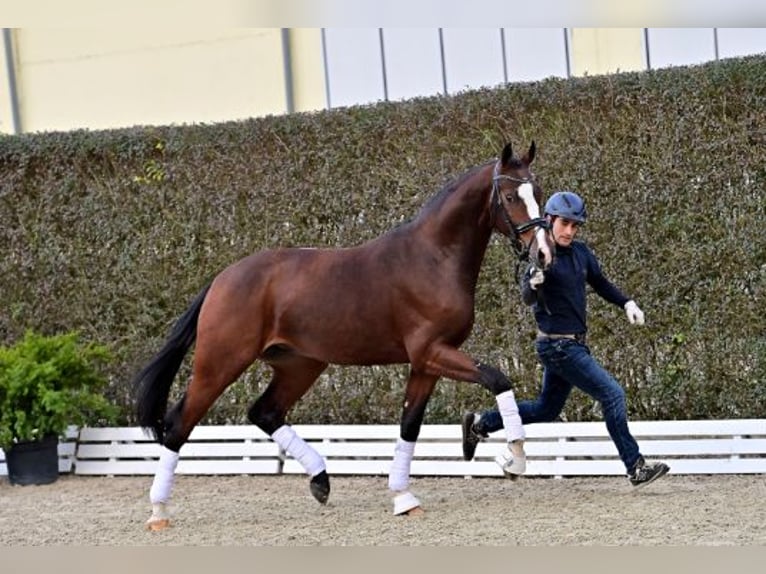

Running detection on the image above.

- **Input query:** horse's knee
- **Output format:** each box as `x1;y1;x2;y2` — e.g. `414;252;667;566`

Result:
476;363;513;395
247;398;285;435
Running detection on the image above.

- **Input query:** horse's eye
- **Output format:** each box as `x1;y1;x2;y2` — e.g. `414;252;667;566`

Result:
504;194;515;203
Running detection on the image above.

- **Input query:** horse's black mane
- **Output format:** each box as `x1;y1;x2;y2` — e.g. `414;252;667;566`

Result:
391;155;522;233
419;161;491;213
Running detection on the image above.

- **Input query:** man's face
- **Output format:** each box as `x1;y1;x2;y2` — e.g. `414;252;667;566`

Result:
550;216;580;247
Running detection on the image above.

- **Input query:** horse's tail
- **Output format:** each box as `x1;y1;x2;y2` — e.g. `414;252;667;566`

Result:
134;283;212;442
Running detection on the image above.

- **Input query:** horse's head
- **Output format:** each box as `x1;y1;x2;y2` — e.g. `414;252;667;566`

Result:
490;141;555;270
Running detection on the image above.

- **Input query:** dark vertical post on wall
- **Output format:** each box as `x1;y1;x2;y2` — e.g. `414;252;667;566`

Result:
500;28;509;84
281;28;295;114
643;28;652;69
713;28;720;60
438;28;448;95
563;28;572;78
321;28;332;109
378;28;389;102
3;28;21;134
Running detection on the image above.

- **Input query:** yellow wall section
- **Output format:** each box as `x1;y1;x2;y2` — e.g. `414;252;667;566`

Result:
288;28;326;113
15;29;287;132
571;28;645;76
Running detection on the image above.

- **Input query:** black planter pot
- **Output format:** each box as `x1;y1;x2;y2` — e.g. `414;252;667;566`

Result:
5;434;60;485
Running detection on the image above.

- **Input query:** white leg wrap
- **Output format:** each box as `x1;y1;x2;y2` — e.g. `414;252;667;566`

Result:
496;389;525;442
388;438;416;492
149;446;179;504
272;425;326;477
393;491;422;515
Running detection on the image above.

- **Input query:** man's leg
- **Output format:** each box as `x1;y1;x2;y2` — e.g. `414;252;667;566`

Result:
558;343;670;486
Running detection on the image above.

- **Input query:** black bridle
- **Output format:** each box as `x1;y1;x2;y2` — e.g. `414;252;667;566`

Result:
491;162;554;315
490;161;550;262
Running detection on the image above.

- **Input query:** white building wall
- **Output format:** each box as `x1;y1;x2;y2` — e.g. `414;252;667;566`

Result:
504;28;570;82
717;27;766;57
322;28;386;108
441;29;506;93
646;28;717;69
382;28;444;101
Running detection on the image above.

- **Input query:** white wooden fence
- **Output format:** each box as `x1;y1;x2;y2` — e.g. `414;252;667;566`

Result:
2;420;765;479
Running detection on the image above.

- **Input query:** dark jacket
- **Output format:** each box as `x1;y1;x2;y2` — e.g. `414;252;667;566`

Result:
521;240;630;335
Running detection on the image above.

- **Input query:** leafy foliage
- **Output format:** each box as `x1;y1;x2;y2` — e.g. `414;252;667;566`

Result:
0;56;764;425
0;331;117;449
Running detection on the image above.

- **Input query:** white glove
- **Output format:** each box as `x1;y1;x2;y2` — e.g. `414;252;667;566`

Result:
529;268;545;290
624;300;645;325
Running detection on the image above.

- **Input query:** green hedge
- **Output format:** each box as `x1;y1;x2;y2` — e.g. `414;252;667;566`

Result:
1;55;764;425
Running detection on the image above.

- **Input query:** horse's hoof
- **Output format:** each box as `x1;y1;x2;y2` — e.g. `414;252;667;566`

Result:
146;502;171;531
393;491;422;515
146;518;171;531
310;470;331;504
405;506;425;517
495;450;526;478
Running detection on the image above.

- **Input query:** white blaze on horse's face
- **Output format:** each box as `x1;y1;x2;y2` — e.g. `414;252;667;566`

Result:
518;182;553;268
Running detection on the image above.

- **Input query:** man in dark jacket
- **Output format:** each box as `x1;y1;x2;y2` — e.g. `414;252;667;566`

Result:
462;190;669;488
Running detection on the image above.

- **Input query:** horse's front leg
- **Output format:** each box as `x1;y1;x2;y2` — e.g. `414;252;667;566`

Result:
389;370;437;516
420;345;527;478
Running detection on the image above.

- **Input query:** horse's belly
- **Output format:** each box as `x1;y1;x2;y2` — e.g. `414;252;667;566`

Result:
301;325;409;365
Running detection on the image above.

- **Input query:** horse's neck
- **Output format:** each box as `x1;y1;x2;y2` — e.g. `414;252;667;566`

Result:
420;167;494;272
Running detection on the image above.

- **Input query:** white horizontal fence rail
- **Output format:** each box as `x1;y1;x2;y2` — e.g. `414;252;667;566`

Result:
287;420;766;478
73;426;280;476
2;420;764;479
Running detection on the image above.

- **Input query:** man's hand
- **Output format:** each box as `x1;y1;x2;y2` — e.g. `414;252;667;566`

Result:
624;300;645;325
529;268;545;290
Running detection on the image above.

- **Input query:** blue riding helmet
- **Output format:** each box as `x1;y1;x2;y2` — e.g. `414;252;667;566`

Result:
544;190;587;223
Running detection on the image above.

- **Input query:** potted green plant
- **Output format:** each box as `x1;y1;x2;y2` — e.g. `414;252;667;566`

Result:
0;330;117;485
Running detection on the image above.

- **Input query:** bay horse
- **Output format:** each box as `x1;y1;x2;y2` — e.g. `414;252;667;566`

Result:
134;142;554;530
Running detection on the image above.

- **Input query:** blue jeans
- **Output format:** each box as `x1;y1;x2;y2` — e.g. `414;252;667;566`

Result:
477;338;641;472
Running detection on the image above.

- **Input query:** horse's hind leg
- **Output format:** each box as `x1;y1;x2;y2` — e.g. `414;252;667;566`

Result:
147;345;260;530
247;356;330;504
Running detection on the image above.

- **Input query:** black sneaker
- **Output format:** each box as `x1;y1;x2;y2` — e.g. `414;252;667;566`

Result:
461;412;488;461
628;455;670;488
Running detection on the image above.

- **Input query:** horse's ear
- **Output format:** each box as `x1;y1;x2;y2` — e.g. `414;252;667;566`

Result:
523;141;536;165
501;142;514;166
